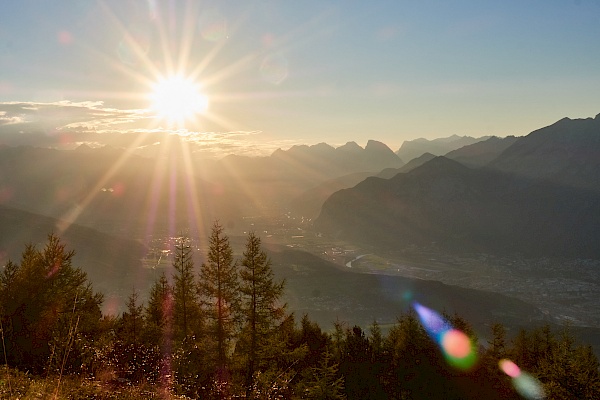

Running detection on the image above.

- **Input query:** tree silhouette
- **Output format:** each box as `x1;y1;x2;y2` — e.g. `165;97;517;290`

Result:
238;231;285;395
198;221;239;383
0;234;103;373
172;236;200;341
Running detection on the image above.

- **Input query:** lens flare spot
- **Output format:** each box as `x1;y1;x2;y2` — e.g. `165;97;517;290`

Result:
443;329;477;370
414;302;450;340
112;182;126;197
57;30;73;45
513;372;545;400
499;359;521;378
499;359;545;399
442;329;471;358
260;53;289;85
414;302;477;370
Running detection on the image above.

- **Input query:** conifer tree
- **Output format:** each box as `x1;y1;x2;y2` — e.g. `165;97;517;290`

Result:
198;221;239;374
487;322;507;360
297;350;346;400
113;288;155;383
369;320;384;359
172;236;200;341
238;231;285;394
0;234;103;372
144;271;173;347
121;288;144;347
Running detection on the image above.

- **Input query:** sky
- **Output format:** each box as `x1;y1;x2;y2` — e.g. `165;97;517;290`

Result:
1;0;600;157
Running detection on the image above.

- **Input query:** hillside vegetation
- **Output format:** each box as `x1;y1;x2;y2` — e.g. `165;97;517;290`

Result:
1;229;599;399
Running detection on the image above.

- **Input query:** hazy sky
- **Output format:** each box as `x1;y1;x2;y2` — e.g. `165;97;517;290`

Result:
1;0;599;156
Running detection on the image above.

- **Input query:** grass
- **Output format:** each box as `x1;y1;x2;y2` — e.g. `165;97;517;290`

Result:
0;367;193;400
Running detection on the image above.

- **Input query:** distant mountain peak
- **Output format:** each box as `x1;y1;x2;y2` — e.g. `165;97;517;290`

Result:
396;135;492;163
365;139;393;152
75;143;93;152
311;142;335;150
310;142;336;154
336;141;363;153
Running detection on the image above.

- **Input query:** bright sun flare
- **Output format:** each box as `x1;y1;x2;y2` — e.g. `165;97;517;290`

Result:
150;75;209;126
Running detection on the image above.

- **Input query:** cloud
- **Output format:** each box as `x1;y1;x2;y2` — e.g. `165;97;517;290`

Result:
0;111;26;125
0;101;297;157
0;101;151;148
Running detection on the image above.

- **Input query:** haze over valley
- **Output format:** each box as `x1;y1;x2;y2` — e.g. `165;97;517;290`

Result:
2;114;600;351
2;2;600;397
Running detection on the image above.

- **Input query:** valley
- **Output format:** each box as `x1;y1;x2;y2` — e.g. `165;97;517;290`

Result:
2;113;600;348
140;211;600;332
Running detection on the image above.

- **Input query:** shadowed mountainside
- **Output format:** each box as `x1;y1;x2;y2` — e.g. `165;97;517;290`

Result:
316;114;600;258
445;136;520;168
0;145;242;237
315;156;600;258
289;171;375;219
376;152;437;179
212;140;405;211
488;113;600;192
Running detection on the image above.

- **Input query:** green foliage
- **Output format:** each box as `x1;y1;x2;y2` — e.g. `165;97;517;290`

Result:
244;313;307;400
2;230;600;399
339;326;382;400
296;350;346;400
535;326;600;399
0;234;103;373
144;271;173;348
198;221;240;371
238;231;286;394
172;236;201;341
368;321;384;360
0;365;192;399
171;336;215;398
295;314;330;373
120;288;144;346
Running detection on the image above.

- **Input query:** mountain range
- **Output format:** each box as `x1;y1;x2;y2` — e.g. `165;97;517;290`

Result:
315;113;600;258
0;139;408;234
396;134;491;163
0;145;241;237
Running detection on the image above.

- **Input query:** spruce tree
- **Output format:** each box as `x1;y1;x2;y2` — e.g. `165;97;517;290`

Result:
172;236;200;341
198;221;239;374
144;271;173;347
487;322;507;360
238;231;285;395
114;288;154;383
297;350;346;400
121;288;144;347
0;234;103;372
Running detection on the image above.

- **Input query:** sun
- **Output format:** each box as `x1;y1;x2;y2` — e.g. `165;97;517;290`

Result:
150;75;209;126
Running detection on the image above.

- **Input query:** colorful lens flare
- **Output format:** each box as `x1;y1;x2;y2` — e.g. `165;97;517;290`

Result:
413;302;477;370
498;359;545;399
442;329;471;358
499;359;521;378
414;302;450;341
